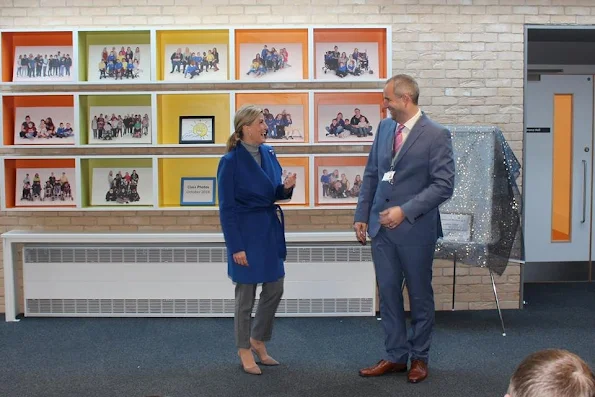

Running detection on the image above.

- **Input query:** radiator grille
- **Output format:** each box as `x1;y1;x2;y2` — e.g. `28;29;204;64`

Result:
26;298;374;316
23;244;374;317
24;246;372;264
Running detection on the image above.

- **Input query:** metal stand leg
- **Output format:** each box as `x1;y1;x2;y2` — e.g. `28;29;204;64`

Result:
452;253;456;311
489;269;506;336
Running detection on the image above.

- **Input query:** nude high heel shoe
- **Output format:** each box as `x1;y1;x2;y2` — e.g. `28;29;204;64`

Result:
250;345;280;366
238;351;262;375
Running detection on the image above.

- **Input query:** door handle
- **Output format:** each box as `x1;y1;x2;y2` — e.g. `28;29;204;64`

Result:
582;160;587;223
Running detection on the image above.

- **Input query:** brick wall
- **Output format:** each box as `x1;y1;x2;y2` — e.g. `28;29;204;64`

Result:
2;0;582;314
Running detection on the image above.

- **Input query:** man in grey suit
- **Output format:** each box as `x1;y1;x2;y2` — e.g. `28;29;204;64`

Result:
354;74;455;383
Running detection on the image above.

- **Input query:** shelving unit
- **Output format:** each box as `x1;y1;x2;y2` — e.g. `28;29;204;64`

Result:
0;26;391;86
1;153;369;211
0;25;392;212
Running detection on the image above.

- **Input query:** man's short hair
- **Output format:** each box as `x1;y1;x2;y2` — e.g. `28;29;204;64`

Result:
507;349;595;397
386;74;420;105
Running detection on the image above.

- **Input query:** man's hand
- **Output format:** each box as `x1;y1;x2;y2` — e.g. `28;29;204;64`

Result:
379;206;405;229
353;222;368;245
233;251;248;266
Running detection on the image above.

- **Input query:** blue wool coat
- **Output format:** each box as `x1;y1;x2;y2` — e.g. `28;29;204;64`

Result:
217;143;293;284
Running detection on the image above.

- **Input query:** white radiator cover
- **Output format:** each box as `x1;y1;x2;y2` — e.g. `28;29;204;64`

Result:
23;245;376;317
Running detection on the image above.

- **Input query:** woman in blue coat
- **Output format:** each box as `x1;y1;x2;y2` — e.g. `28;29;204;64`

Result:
217;105;296;375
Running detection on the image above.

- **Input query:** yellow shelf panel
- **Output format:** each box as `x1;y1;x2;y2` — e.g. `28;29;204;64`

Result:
158;157;220;207
157;93;230;145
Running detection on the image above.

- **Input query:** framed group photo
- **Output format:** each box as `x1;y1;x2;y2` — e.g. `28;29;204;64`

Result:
13;46;74;83
277;157;309;206
88;106;152;145
314;92;385;143
14;105;75;145
88;44;151;82
314;156;367;206
15;167;76;207
235;93;309;144
235;29;308;82
164;44;227;82
179;116;215;144
90;167;153;206
313;28;387;81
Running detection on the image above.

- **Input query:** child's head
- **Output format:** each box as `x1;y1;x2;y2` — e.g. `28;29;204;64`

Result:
506;349;594;397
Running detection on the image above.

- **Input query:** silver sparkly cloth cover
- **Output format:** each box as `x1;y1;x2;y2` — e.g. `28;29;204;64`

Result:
435;126;522;276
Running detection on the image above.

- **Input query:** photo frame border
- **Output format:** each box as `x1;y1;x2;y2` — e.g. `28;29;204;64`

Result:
178;115;215;144
180;177;216;206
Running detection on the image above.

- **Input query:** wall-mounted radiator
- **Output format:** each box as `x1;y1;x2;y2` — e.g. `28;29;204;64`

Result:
22;244;376;318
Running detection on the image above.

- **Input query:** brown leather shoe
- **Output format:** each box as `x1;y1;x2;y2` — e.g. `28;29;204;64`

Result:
407;360;428;383
359;360;407;377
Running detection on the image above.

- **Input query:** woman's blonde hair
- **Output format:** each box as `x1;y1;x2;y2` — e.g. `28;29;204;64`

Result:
225;104;263;152
507;349;595;397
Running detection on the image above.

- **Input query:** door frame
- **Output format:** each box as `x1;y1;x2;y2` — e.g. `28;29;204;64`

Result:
523;24;595;283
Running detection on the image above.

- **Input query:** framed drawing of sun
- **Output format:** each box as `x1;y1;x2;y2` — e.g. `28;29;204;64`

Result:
178;115;215;144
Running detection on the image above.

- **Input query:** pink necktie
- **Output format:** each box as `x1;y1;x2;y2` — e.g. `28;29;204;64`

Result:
393;124;405;155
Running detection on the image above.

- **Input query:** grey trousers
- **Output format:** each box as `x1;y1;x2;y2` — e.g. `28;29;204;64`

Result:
234;277;284;349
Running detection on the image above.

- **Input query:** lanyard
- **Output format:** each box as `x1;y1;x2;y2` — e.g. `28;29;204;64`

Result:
389;138;402;171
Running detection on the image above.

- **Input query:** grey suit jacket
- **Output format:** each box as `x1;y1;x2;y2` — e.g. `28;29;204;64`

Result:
354;113;455;245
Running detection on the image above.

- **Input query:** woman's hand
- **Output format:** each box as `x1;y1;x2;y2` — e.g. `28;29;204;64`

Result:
233;251;248;266
284;173;297;189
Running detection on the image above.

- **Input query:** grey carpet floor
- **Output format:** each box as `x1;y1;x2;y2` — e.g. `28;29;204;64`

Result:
0;282;593;397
